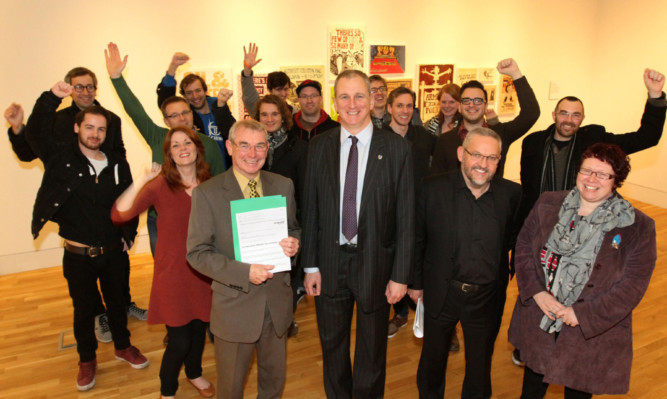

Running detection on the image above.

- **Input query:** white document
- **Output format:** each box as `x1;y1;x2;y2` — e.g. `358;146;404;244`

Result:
235;207;291;273
413;297;424;338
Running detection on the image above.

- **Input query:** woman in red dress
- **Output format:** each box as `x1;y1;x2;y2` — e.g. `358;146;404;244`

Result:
112;126;215;399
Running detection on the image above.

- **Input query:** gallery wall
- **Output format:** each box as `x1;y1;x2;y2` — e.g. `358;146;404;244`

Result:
1;0;665;274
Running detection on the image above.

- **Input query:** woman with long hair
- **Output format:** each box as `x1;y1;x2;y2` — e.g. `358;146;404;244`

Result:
111;126;215;399
424;83;461;136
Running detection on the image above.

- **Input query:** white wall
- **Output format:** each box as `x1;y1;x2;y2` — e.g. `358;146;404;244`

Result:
1;0;663;274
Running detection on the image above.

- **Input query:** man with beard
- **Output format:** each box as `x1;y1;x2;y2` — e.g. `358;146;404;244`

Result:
24;82;148;391
430;58;540;177
290;80;339;141
409;127;521;399
156;52;236;165
518;68;666;227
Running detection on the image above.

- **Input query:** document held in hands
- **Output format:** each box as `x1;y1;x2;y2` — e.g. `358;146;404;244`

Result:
230;195;291;273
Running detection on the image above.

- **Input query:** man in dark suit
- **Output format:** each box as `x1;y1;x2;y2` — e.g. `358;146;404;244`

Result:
409;127;521;399
301;70;415;398
186;119;300;399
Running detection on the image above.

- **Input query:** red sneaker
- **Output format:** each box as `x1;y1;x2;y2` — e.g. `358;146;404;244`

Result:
76;359;97;391
114;345;149;369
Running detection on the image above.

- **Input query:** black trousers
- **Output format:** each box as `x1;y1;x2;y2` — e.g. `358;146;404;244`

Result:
521;366;592;399
417;282;498;399
315;248;390;399
159;319;207;396
62;248;131;362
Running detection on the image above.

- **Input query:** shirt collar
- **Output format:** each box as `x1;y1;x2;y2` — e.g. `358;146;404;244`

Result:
340;121;373;146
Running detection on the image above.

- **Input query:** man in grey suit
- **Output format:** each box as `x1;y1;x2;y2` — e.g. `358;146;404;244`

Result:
301;70;415;398
187;119;300;399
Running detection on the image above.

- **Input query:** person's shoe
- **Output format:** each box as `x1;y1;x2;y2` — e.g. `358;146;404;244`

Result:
512;348;525;367
387;314;408;338
127;302;148;320
94;313;112;343
287;320;299;338
115;345;149;369
76;359;97;391
188;377;215;398
449;328;460;352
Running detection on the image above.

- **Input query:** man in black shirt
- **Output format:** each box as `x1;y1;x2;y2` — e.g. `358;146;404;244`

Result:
24;82;149;392
409;127;521;399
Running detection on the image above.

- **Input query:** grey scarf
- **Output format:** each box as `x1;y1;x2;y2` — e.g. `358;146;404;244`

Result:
267;127;288;169
539;188;634;333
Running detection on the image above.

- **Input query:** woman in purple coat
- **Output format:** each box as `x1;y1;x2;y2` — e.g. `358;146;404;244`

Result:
509;143;657;398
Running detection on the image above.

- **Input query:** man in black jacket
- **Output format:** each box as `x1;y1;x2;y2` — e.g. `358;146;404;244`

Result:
25;82;148;391
291;80;339;141
519;68;666;227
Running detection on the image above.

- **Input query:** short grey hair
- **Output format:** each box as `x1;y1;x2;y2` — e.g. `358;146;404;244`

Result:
228;119;268;143
462;127;502;153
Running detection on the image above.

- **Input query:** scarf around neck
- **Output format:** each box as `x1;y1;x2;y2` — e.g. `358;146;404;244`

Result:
539;188;634;333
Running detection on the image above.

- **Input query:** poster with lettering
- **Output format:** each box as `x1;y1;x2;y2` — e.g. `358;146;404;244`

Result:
484;85;497;108
328;26;365;80
455;68;477;85
369;45;405;74
236;73;268;119
498;75;517;116
386;79;413;94
417;64;454;122
280;65;325;111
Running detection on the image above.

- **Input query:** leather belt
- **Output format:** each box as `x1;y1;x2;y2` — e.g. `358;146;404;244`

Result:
65;241;122;258
340;243;358;252
451;280;482;293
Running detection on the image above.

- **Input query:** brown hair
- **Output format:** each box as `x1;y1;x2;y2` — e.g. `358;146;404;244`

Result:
179;74;208;96
253;94;293;130
436;83;461;126
161;126;211;191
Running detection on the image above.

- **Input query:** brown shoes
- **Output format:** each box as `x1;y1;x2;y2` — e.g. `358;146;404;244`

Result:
188;378;215;398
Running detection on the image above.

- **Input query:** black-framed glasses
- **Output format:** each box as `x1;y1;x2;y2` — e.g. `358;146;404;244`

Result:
578;168;615;180
165;110;193;120
73;84;96;93
460;97;486;105
464;148;500;164
370;86;388;94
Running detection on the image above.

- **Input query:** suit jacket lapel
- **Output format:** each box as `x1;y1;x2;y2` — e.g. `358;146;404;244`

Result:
221;169;245;200
325;131;341;207
360;128;386;212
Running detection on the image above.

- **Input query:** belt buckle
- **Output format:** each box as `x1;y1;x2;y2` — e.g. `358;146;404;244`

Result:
88;247;101;258
460;283;472;292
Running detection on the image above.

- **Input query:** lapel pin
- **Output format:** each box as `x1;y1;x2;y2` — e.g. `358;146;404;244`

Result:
378;154;383;160
611;234;621;249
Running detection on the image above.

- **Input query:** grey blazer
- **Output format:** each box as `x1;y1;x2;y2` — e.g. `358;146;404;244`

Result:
186;169;301;343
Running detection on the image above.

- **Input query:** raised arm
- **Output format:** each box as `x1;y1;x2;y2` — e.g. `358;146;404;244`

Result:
241;42;262;114
112;162;162;221
23;83;70;161
106;42;166;149
156;52;190;107
4;102;38;162
495;58;540;144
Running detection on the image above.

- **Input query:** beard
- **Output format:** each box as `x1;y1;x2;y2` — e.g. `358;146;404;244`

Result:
79;136;102;151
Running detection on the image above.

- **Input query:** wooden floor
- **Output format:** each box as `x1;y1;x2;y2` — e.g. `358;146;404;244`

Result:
1;198;666;398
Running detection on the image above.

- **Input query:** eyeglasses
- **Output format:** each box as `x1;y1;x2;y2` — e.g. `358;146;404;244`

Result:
165;110;192;120
233;142;268;152
460;97;486;105
464;148;500;164
298;94;321;100
370;86;388;94
578;168;615;180
73;84;97;93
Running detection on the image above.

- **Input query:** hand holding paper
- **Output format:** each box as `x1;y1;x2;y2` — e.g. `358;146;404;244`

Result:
249;264;274;285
